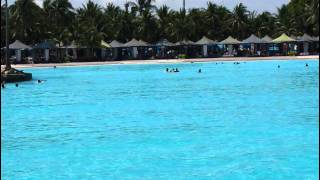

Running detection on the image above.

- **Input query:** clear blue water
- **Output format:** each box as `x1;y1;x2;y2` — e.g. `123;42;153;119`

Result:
1;60;319;179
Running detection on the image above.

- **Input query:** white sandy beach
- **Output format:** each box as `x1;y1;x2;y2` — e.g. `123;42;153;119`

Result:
6;55;319;69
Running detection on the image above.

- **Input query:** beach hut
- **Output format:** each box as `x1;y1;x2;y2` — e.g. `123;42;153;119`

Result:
312;36;319;54
220;36;241;56
124;38;148;59
2;40;32;62
109;40;124;60
296;33;314;55
259;35;274;56
100;40;112;60
33;40;57;62
154;39;175;59
61;41;84;60
241;34;267;56
272;34;296;55
195;36;217;57
175;39;196;58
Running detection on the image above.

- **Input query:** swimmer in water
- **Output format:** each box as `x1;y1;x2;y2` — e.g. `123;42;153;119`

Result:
306;63;309;67
175;68;179;72
37;80;46;83
198;69;202;73
15;84;19;87
166;68;169;72
54;66;57;69
278;65;280;68
1;83;5;88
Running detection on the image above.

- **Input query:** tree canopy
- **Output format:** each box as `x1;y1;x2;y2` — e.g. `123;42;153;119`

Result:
1;0;319;47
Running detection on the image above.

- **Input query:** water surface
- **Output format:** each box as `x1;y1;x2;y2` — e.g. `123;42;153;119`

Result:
1;60;319;179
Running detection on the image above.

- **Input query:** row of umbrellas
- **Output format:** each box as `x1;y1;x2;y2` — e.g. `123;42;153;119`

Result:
2;33;319;50
103;33;319;48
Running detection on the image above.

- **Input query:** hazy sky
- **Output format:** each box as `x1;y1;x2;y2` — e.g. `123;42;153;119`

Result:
6;0;290;13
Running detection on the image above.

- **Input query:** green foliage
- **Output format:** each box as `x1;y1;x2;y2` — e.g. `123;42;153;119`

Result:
1;0;318;48
178;54;187;59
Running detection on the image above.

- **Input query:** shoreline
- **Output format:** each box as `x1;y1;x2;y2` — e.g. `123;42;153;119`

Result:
6;55;320;69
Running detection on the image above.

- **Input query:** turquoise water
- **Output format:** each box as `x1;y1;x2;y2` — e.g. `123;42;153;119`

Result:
1;60;319;179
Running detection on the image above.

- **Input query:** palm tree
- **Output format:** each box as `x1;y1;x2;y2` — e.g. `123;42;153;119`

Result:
43;0;75;46
1;4;6;47
1;0;318;54
305;0;319;34
9;0;44;44
128;0;157;42
254;12;277;37
170;10;191;41
188;8;207;41
103;3;122;41
128;0;156;16
227;3;249;39
117;2;136;42
205;3;231;40
275;4;297;36
76;0;105;56
156;5;173;40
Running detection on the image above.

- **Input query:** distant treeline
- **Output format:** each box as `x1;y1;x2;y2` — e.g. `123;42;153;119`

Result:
1;0;319;48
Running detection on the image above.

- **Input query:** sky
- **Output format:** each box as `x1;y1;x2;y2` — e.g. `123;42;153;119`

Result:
6;0;290;13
